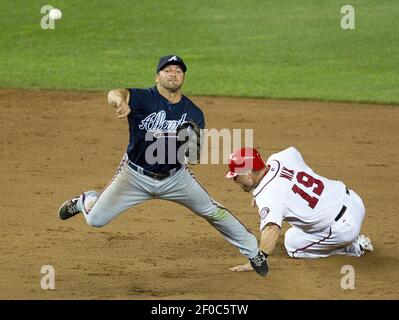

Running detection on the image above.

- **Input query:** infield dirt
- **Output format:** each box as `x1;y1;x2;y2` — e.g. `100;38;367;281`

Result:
0;89;398;299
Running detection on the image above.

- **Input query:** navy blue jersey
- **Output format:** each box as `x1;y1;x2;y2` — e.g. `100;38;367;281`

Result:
126;86;205;173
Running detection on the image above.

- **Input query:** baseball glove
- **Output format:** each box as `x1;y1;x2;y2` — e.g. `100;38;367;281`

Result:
176;120;201;164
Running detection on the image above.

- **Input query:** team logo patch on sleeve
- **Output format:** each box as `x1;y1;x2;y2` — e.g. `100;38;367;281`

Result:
260;207;270;220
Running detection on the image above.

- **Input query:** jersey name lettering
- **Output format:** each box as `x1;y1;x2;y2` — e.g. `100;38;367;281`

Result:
139;111;187;132
280;166;295;181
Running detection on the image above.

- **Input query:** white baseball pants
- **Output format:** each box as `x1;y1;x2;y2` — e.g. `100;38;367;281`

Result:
284;189;366;258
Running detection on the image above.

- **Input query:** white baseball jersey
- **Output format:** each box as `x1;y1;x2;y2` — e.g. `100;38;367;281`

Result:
253;147;347;233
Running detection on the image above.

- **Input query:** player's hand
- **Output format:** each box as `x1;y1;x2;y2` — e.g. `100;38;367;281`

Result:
116;101;131;119
229;262;253;272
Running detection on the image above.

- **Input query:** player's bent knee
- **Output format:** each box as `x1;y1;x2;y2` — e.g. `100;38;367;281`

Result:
284;228;296;251
284;232;304;258
86;215;106;228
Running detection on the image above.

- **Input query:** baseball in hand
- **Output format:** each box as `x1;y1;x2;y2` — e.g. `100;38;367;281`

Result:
49;8;62;20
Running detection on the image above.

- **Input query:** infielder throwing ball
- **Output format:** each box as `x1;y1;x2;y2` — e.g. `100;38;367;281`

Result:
57;55;268;277
226;147;373;274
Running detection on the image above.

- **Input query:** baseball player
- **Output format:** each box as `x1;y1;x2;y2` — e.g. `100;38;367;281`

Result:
57;55;268;277
225;147;373;274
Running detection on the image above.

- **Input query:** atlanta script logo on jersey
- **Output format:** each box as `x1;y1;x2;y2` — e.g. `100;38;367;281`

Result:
139;111;187;132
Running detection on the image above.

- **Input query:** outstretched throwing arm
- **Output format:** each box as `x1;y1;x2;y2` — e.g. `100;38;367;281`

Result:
108;89;131;119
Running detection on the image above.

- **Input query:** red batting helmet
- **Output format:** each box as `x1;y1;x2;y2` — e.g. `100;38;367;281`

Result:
225;147;266;178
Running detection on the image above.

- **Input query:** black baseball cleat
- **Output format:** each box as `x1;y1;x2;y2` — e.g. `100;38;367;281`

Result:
58;197;81;220
249;251;269;277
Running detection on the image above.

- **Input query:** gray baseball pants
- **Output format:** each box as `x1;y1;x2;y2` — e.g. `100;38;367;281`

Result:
77;154;259;259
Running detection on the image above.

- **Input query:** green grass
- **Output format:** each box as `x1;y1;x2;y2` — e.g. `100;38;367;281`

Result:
0;0;398;103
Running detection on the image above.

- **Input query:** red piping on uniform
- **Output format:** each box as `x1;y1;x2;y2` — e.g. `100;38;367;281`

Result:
83;159;125;215
253;160;280;198
291;227;332;257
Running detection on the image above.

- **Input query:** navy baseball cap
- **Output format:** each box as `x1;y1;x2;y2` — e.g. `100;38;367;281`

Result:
156;55;187;73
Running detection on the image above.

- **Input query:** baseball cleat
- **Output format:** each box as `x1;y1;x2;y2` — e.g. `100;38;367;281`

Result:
356;234;374;252
249;251;269;277
58;197;81;220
